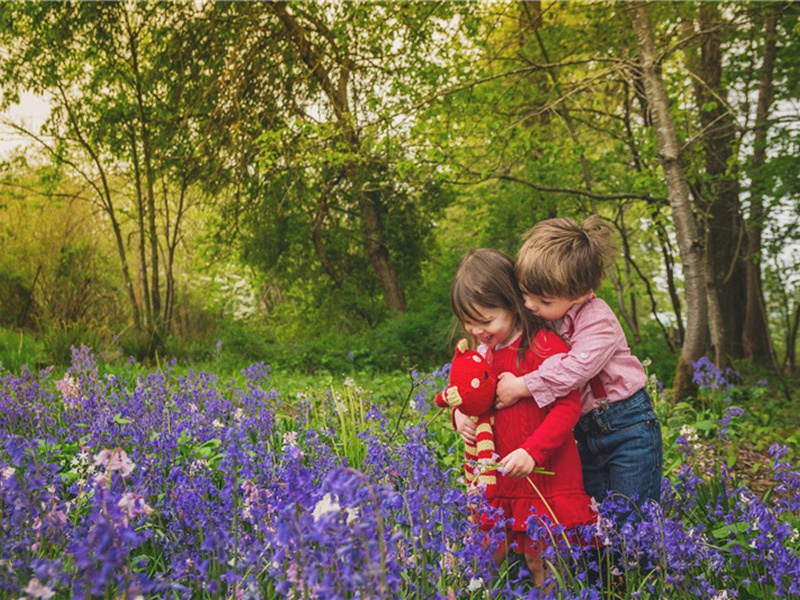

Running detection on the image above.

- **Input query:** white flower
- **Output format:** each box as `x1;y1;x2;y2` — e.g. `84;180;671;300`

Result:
94;448;135;478
118;492;154;520
282;431;298;451
344;506;359;524
467;577;484;592
55;373;81;408
343;377;356;388
313;493;341;521
679;424;698;442
642;357;652;367
212;419;224;428
312;493;358;524
23;578;55;600
2;466;15;480
711;591;731;600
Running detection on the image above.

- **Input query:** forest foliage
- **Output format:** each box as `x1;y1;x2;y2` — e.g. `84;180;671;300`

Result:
0;2;799;396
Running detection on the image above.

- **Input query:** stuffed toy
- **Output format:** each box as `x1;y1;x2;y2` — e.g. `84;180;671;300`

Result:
436;338;498;499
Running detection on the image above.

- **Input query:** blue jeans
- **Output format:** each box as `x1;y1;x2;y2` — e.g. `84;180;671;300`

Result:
574;388;663;509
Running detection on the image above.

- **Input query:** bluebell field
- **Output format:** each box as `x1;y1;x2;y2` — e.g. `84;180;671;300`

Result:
1;348;799;599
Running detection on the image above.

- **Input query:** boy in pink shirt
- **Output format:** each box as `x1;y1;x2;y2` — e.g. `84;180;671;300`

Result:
497;216;663;509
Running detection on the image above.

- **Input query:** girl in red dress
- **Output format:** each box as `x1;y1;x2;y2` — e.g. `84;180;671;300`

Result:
449;248;597;587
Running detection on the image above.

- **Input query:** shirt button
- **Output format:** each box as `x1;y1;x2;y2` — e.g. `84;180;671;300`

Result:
580;353;588;359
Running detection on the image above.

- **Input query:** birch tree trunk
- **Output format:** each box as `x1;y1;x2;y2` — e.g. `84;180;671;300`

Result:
631;3;708;401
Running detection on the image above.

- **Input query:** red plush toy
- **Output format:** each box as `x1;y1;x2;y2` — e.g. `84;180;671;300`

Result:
436;338;498;499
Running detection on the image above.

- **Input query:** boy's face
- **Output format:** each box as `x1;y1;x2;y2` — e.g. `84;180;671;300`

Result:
522;293;588;322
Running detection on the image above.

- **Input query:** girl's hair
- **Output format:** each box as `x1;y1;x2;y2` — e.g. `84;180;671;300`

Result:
516;215;618;299
450;248;543;358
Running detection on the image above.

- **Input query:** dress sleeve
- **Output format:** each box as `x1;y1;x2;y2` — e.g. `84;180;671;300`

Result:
522;301;620;408
519;331;582;465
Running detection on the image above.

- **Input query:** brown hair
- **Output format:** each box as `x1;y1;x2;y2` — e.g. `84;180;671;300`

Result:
516;215;618;299
450;248;543;359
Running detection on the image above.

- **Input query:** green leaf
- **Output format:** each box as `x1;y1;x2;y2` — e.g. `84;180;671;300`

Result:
711;521;750;539
694;419;715;432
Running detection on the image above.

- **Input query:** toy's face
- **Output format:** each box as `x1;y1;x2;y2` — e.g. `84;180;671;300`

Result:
447;351;496;416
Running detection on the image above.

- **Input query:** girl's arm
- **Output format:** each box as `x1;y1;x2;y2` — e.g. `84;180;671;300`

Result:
519;385;581;467
453;408;477;445
499;387;581;476
500;332;581;475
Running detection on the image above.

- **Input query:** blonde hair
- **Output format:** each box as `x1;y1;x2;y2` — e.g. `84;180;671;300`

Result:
450;248;543;358
516;215;617;299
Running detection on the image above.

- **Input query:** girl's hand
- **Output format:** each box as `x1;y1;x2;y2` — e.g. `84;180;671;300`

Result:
495;373;528;410
498;448;536;478
453;409;477;445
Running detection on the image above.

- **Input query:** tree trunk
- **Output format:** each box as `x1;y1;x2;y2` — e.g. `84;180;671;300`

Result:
616;211;640;342
692;4;746;368
656;220;685;347
130;127;152;329
57;83;142;332
125;9;162;332
360;182;407;314
270;2;407;314
787;301;800;373
743;7;778;364
631;3;708;401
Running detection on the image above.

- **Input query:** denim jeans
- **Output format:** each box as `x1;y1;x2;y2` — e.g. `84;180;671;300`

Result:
574;388;663;509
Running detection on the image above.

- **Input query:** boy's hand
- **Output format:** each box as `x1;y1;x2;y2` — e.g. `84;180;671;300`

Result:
453;409;477;445
499;448;536;478
495;373;528;409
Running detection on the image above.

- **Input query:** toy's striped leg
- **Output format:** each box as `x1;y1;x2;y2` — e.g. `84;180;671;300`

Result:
474;416;497;499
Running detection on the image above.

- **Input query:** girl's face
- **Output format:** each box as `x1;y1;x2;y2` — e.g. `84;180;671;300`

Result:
462;305;518;348
522;293;589;322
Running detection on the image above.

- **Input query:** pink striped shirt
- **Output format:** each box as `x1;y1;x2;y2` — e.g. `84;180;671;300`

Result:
523;295;647;416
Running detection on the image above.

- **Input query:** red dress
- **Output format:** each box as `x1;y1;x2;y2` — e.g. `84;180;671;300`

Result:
485;330;596;552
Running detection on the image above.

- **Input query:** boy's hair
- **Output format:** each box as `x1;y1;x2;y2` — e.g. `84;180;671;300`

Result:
516;215;617;299
450;248;543;357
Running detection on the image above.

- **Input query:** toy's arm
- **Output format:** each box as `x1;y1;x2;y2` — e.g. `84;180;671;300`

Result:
436;386;462;409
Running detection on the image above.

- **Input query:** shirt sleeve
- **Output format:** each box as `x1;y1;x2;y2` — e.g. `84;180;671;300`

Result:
523;301;622;408
519;332;582;464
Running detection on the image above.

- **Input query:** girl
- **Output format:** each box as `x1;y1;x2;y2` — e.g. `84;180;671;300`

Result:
449;248;596;587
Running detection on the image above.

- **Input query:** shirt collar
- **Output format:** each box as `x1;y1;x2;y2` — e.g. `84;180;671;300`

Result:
562;293;596;333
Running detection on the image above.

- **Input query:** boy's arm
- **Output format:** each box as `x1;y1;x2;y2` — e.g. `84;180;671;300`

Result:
524;310;621;408
495;372;530;407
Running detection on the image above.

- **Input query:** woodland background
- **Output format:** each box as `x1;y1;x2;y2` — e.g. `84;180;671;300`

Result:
0;1;798;401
